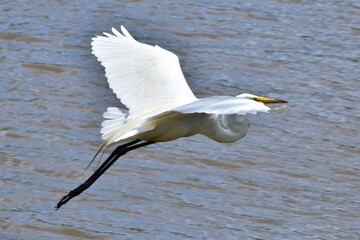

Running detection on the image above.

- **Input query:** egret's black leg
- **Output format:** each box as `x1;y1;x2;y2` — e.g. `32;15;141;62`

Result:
56;140;154;210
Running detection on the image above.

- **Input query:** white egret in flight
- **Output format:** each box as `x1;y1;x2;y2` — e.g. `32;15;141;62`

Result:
56;26;287;209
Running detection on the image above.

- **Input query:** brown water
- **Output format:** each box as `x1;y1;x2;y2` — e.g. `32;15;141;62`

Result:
1;1;360;239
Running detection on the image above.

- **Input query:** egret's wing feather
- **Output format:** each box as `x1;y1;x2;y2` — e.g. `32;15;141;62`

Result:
101;107;127;139
92;26;197;120
172;96;271;115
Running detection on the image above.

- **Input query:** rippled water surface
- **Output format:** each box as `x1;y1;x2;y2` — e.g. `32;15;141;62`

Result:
1;1;360;239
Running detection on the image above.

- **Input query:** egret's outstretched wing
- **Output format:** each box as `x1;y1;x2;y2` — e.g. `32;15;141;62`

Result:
92;26;197;120
170;96;271;115
146;96;271;123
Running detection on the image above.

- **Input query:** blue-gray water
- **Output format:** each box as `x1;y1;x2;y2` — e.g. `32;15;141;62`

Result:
1;1;359;239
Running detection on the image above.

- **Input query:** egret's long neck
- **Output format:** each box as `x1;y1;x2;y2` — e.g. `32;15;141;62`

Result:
201;114;250;143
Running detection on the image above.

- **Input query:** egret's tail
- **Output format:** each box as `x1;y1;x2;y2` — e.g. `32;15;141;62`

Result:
101;107;127;140
101;107;155;145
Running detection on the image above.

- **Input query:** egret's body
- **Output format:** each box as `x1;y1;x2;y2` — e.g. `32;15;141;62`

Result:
134;112;249;143
56;26;287;209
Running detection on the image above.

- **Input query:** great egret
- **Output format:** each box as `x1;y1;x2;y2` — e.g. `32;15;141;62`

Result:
56;26;287;210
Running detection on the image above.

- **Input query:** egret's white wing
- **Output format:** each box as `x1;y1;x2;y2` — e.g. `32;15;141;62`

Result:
173;96;271;115
92;26;197;120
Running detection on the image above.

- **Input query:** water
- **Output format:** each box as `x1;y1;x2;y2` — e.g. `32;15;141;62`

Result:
1;0;360;239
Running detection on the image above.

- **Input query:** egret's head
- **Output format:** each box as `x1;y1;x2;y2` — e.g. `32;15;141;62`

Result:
237;93;288;104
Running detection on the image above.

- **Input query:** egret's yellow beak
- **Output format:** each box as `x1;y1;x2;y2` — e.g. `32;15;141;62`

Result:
253;96;288;104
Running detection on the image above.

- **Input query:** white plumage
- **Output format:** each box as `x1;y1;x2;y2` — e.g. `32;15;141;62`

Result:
91;26;286;145
92;26;196;119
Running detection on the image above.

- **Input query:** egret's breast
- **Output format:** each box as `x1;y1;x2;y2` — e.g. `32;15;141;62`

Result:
201;114;250;143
